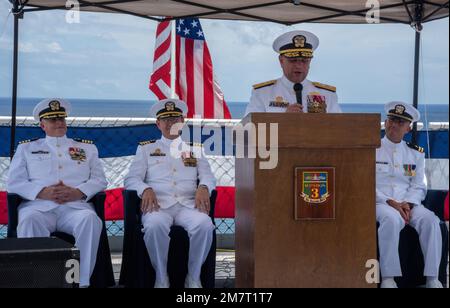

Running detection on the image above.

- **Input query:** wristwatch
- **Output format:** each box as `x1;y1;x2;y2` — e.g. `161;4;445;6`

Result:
80;193;87;201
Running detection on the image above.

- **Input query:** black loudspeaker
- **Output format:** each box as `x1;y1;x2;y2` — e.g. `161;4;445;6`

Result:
0;237;80;288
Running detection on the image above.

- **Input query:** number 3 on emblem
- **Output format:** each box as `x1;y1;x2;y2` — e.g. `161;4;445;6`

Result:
311;188;319;198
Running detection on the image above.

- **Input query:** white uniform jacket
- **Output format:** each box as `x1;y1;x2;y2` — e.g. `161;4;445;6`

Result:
7;135;107;211
245;76;342;116
376;136;427;207
125;136;216;209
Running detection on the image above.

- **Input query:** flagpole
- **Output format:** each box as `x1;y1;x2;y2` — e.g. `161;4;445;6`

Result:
170;20;176;99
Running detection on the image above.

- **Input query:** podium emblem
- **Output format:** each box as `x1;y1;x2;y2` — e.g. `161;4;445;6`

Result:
295;167;335;220
301;171;330;203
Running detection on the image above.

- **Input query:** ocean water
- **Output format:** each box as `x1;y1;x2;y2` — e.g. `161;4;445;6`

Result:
0;97;448;123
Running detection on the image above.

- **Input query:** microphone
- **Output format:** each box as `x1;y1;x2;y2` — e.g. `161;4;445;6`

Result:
293;83;303;107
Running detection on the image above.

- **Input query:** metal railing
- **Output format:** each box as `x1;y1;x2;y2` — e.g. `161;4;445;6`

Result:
1;117;448;239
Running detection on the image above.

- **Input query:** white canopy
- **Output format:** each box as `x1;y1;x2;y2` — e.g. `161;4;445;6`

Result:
21;0;449;25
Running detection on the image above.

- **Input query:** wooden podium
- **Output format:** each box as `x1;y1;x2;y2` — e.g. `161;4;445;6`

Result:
235;113;381;288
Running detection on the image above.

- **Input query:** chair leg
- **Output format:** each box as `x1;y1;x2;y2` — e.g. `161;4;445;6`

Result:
201;230;217;288
438;221;449;287
168;228;189;288
90;226;115;288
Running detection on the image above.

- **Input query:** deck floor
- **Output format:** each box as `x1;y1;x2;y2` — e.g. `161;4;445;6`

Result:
111;250;236;288
111;248;448;288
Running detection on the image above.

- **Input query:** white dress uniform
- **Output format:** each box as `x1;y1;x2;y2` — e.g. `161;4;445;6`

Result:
6;98;107;287
245;30;342;116
376;104;442;281
245;76;342;116
124;99;216;288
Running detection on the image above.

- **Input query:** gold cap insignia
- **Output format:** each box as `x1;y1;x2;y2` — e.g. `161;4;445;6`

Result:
49;100;61;111
293;35;306;48
165;101;175;111
395;105;406;115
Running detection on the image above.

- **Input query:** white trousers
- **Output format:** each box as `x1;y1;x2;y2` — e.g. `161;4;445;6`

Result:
142;203;215;286
17;205;102;287
376;203;442;277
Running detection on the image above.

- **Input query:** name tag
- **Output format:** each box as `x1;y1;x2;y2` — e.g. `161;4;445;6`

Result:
31;151;49;155
30;152;51;161
150;148;166;156
269;96;289;108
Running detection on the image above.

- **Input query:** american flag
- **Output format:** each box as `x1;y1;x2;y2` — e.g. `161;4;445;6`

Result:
149;20;172;99
149;18;231;119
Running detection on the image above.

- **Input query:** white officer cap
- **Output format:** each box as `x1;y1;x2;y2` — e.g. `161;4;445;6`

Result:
385;101;420;122
150;99;188;119
273;30;319;58
33;98;71;121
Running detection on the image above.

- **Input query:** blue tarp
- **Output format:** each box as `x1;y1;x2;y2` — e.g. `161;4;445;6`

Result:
0;124;235;158
0;125;448;159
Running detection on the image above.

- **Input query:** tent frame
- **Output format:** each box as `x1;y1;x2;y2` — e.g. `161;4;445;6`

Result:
8;0;450;158
17;0;450;25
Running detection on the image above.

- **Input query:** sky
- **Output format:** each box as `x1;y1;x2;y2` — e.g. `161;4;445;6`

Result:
0;0;449;105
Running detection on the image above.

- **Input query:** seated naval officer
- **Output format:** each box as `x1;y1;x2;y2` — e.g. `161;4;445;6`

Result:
6;98;107;288
245;30;342;115
376;101;442;288
124;99;216;288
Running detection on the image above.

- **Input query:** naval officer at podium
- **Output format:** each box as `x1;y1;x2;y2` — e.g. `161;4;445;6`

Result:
245;30;342;116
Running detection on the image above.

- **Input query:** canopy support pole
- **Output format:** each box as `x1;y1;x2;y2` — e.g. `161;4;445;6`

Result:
10;0;23;160
411;0;424;144
412;30;421;144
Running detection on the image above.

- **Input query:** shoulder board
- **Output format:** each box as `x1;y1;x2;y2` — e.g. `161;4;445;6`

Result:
188;142;203;147
139;140;156;146
19;138;39;145
74;138;94;144
406;142;424;153
253;80;277;90
312;82;336;93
